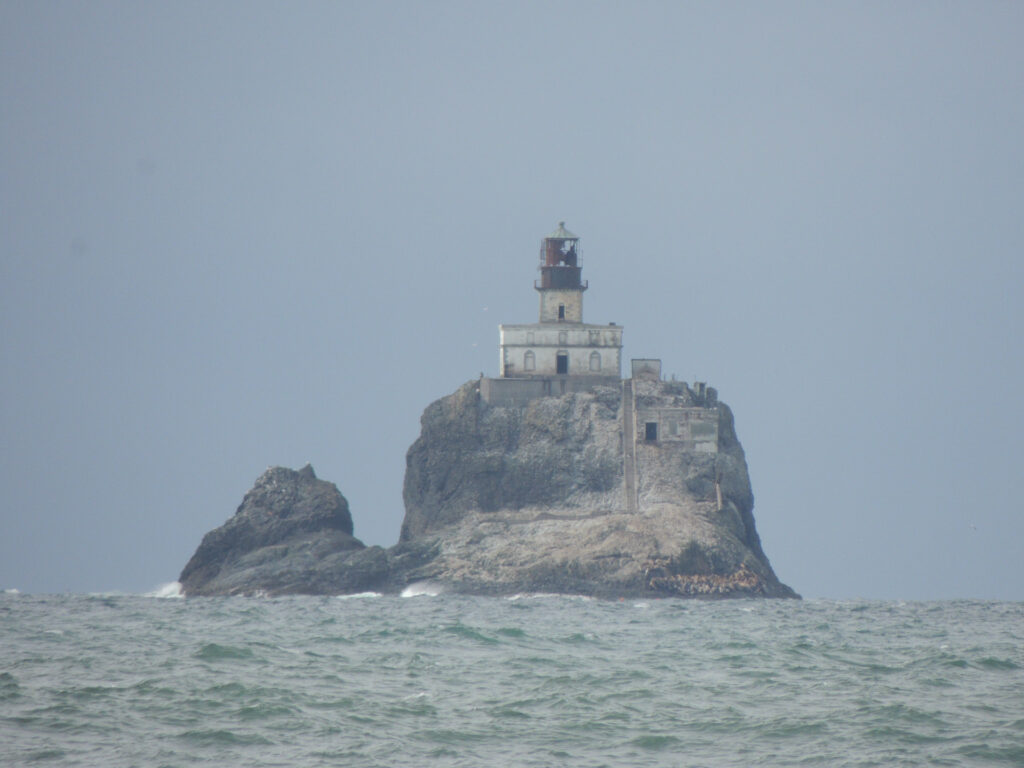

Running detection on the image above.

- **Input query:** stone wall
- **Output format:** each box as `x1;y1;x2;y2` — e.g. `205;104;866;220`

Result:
480;376;621;407
538;288;583;322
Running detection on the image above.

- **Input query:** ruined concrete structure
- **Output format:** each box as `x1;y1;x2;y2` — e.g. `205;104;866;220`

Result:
630;359;718;453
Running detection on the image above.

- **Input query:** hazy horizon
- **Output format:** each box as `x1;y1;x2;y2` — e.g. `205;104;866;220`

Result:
3;2;1022;600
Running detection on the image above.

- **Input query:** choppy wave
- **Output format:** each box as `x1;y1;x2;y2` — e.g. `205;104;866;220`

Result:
146;581;184;598
1;594;1021;767
401;581;443;597
505;592;595;601
335;591;382;600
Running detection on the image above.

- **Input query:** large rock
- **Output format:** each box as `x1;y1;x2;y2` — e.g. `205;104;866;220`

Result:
179;464;388;596
397;380;797;598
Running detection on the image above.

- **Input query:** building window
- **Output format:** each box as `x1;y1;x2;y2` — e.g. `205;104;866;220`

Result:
645;422;658;441
524;350;535;371
589;351;601;371
556;352;568;374
558;305;565;320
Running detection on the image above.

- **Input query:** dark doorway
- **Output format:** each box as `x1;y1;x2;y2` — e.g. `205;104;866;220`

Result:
645;422;658;441
558;305;565;320
556;353;569;374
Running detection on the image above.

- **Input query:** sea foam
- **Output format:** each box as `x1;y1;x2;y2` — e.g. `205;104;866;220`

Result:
147;581;184;598
401;581;442;597
335;592;382;600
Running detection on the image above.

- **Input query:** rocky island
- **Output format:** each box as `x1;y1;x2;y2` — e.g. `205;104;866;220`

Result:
179;224;797;599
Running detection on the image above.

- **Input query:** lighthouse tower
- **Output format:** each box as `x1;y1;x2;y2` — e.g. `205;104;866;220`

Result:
536;221;586;322
497;223;623;383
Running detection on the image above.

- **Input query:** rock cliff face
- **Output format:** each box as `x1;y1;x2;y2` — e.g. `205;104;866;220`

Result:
398;380;796;598
179;381;797;598
401;382;625;540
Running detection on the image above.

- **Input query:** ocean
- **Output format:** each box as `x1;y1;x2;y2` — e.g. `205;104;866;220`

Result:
1;590;1022;767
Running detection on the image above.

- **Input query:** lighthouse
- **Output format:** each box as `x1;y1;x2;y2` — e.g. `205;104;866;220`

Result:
536;221;586;323
496;223;623;383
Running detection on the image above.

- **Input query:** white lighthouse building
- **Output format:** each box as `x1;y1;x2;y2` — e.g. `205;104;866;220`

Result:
482;223;623;405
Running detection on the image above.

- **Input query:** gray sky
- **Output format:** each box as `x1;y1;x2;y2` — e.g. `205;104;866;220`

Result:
2;2;1022;599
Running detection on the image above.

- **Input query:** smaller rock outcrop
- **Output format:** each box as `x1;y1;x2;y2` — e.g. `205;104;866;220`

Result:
179;464;387;596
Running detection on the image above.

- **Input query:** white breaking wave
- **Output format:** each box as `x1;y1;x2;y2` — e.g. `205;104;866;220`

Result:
146;582;183;598
401;582;442;597
506;592;594;602
335;592;382;600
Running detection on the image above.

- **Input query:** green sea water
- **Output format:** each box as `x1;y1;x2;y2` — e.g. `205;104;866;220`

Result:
2;591;1022;767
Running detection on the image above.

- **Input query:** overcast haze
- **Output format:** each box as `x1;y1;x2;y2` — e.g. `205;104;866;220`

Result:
2;2;1022;599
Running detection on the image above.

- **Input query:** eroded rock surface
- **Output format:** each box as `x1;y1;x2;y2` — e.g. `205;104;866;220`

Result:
397;380;796;598
179;464;387;596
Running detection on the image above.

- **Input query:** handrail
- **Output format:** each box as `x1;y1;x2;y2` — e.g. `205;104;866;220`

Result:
534;279;589;290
